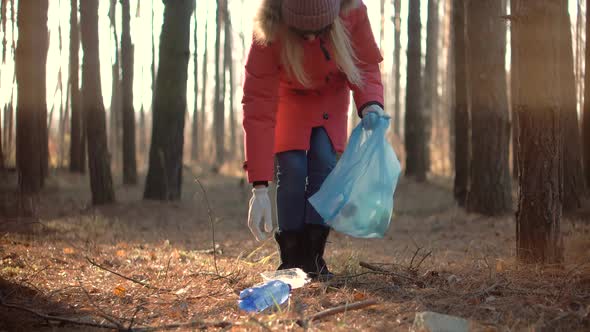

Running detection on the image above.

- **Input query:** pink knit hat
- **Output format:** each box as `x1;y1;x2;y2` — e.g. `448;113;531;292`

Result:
281;0;341;32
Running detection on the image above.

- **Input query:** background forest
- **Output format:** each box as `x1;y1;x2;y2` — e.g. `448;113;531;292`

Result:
0;0;589;331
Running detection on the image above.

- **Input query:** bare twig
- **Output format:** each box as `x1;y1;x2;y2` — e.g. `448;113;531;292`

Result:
414;251;432;271
130;319;232;332
408;247;422;270
0;299;118;330
359;261;388;273
193;177;220;276
78;281;124;329
296;299;378;326
85;257;170;292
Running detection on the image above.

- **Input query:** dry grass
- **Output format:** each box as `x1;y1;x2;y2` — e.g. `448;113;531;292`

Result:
0;169;589;331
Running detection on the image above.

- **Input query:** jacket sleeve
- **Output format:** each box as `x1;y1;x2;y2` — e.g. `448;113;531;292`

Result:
347;2;384;117
242;39;280;183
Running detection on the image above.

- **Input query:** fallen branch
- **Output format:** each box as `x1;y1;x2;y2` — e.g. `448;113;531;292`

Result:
131;319;233;332
86;257;171;292
359;261;417;283
297;299;378;326
0;300;118;330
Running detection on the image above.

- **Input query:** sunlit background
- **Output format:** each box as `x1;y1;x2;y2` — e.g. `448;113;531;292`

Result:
0;0;585;171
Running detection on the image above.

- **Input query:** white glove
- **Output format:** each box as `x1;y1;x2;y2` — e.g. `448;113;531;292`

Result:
361;104;385;130
247;187;273;241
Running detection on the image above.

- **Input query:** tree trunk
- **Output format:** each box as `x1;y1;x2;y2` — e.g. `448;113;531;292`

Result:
405;0;427;181
69;0;84;173
1;0;6;63
121;0;137;185
585;0;590;187
513;0;563;264
465;0;512;215
453;0;468;207
191;4;199;162
15;0;48;196
510;0;519;180
559;4;585;212
393;0;401;136
423;0;438;174
225;9;235;159
144;0;194;200
80;0;116;205
200;16;208;160
380;0;385;51
139;105;146;161
213;0;224;171
109;0;121;172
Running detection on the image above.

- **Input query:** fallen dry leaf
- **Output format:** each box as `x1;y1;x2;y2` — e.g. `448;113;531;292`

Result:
114;285;127;297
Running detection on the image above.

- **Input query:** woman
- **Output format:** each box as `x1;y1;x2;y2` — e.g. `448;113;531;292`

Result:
242;0;384;279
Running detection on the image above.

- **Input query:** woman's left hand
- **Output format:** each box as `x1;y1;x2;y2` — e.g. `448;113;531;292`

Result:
361;105;385;130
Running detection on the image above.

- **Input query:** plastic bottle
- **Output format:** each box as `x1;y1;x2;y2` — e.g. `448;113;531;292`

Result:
238;280;291;313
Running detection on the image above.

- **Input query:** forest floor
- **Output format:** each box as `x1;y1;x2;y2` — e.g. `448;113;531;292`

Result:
0;166;590;331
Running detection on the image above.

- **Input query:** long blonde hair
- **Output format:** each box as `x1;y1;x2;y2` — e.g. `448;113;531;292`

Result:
280;17;363;88
253;0;363;88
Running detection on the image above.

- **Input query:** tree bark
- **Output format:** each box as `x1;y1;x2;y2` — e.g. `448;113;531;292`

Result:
80;0;116;205
465;0;512;215
404;0;427;181
69;0;84;173
191;4;199;161
423;0;439;173
200;16;208;160
585;0;590;187
513;0;563;264
121;0;138;185
225;8;235;158
213;0;225;171
393;0;402;136
109;0;122;171
144;0;194;200
559;3;585;212
15;0;48;196
1;0;6;63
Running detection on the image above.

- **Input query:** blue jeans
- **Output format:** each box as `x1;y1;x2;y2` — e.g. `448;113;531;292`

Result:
275;127;337;231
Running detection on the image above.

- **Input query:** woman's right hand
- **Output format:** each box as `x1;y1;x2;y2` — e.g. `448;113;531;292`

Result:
247;187;274;241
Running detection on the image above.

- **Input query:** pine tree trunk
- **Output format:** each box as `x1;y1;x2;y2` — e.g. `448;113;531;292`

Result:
559;4;585;212
191;5;199;162
121;0;137;185
423;0;439;173
69;0;84;173
139;105;146;159
453;0;468;206
584;0;590;187
380;0;385;51
80;0;115;205
200;17;208;160
510;0;519;180
405;0;427;181
513;0;563;264
144;0;194;200
393;0;401;136
1;0;6;63
213;0;224;171
465;0;512;215
16;0;48;197
109;0;121;172
225;9;235;158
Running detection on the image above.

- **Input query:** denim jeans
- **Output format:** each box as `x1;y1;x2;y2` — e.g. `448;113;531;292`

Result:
275;127;337;231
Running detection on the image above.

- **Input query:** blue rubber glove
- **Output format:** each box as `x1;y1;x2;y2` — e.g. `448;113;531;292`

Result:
361;104;385;130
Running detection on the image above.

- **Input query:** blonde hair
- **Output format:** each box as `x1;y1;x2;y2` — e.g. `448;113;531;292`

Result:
279;17;364;88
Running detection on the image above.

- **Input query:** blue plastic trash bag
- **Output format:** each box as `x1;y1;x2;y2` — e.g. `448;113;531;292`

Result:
308;115;401;238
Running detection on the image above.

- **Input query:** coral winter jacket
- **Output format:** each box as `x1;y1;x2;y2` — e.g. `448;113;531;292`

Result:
242;1;383;183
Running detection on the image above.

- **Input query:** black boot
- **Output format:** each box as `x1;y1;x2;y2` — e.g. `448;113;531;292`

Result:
303;224;334;280
274;230;303;270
